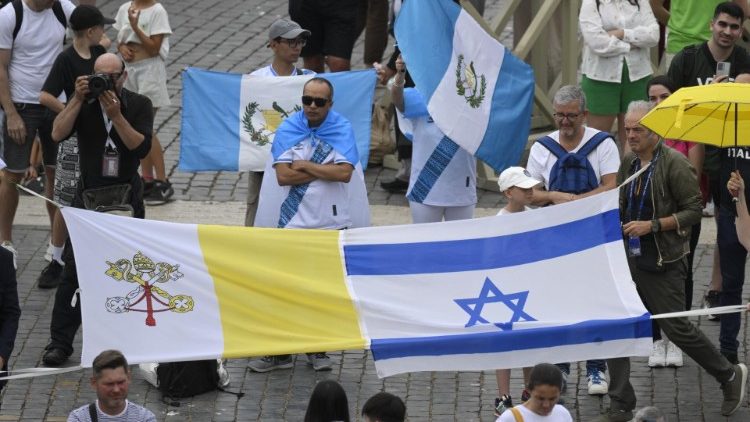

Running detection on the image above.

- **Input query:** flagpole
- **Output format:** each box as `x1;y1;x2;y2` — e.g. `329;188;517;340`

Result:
650;304;746;319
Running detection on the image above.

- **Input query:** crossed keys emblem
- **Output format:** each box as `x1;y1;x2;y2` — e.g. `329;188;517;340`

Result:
104;251;194;326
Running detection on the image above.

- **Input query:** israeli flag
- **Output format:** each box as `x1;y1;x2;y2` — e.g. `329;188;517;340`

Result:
180;67;376;172
394;0;534;172
343;190;651;377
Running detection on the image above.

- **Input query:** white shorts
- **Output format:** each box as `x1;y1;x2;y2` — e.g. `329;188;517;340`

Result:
124;56;171;108
409;202;475;223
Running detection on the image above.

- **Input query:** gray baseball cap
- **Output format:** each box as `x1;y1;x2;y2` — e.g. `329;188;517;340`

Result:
268;19;310;41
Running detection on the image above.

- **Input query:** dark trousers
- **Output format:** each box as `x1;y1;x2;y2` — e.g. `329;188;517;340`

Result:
47;181;144;355
607;257;734;411
650;220;701;340
718;209;747;356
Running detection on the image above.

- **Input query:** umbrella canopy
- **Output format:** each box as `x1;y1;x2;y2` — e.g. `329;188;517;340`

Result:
639;83;750;147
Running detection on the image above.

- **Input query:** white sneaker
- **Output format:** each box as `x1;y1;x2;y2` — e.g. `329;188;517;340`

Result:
587;370;608;395
1;241;17;270
648;339;667;368
44;241;53;262
217;359;230;387
665;341;684;367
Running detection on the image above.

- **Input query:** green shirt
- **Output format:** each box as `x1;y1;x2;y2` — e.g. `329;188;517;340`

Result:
666;0;724;54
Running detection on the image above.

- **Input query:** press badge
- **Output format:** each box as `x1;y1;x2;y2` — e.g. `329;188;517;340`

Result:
628;236;642;257
102;146;119;178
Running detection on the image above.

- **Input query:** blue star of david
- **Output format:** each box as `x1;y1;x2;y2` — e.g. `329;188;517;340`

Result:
454;277;537;331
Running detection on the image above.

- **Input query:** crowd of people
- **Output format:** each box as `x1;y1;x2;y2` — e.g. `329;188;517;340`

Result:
1;0;750;421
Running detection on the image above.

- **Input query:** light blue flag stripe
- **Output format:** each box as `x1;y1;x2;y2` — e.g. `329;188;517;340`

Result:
179;67;376;172
344;209;621;276
371;313;652;360
180;68;242;171
394;1;459;102
474;49;535;171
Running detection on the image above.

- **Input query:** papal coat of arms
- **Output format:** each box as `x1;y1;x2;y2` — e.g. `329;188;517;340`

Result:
242;101;302;146
104;251;194;327
455;54;486;108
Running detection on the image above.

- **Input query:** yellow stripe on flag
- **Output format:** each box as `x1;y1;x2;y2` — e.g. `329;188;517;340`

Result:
197;225;365;357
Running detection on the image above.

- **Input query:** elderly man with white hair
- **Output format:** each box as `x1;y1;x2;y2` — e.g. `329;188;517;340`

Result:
600;100;747;422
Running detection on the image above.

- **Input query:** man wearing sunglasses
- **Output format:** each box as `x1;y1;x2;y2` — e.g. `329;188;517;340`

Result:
249;77;364;373
42;53;153;367
244;19;314;229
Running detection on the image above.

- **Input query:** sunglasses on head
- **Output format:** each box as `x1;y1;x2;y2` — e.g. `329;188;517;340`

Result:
301;96;329;107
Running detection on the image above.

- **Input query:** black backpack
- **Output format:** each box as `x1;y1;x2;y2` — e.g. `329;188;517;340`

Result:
156;360;243;405
1;0;67;42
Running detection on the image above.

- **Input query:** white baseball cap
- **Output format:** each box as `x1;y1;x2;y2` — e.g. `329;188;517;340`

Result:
497;166;540;191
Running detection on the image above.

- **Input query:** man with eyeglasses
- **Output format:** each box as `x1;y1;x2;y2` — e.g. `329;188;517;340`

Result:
42;53;153;367
249;77;366;373
526;84;619;397
601;100;747;421
244;19;314;229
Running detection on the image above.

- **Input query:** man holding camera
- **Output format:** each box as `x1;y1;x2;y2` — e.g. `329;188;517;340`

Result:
42;52;153;366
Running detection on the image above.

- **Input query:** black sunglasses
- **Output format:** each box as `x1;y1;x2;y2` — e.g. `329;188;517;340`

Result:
301;96;329;107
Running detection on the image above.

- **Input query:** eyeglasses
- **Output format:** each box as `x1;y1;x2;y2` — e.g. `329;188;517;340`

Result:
278;37;307;48
552;112;581;121
301;96;329;107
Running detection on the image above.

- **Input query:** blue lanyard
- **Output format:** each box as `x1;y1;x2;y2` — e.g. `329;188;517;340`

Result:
628;151;660;222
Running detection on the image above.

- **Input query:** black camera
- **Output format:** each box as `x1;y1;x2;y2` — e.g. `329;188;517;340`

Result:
86;73;114;100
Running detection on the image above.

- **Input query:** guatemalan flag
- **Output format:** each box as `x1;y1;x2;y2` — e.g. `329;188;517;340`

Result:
395;0;535;172
62;190;650;375
179;67;376;172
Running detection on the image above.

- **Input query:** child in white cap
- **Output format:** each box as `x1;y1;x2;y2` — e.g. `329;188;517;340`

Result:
494;166;540;415
497;166;540;216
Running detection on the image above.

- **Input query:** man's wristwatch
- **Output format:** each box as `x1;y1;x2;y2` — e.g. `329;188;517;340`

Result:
651;219;661;233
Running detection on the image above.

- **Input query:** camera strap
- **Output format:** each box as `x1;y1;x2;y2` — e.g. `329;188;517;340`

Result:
101;106;119;178
100;107;117;151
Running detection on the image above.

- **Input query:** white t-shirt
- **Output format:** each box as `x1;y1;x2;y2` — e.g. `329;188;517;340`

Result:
114;2;171;60
407;115;477;207
497;404;573;422
526;126;620;190
274;139;353;229
0;0;75;104
497;206;532;215
250;65;315;77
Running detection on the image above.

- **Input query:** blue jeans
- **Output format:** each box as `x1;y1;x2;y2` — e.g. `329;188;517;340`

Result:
556;359;606;375
718;208;747;358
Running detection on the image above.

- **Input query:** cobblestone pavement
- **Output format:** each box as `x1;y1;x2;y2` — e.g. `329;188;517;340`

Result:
3;0;750;421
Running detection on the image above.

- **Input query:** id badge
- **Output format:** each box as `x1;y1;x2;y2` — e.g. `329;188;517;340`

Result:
628;236;642;257
102;150;119;178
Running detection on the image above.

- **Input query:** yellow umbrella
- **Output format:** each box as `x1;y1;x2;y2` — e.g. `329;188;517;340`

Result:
640;83;750;147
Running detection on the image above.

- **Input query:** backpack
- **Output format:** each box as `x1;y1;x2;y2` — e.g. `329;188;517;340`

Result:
155;359;243;406
536;131;613;194
1;0;67;42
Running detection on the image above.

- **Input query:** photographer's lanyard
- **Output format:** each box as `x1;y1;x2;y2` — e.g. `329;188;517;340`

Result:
626;151;660;256
101;107;119;178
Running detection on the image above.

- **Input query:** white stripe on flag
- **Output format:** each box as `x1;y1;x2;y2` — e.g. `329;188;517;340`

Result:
239;74;315;172
428;10;505;155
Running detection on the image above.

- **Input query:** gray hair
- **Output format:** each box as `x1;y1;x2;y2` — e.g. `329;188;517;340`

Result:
634;406;667;422
553;85;587;112
626;100;653;118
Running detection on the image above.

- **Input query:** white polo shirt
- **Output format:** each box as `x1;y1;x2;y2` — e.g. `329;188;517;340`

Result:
274;139;353;229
